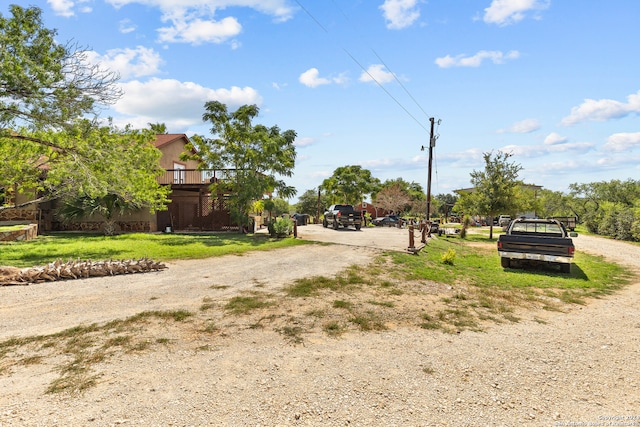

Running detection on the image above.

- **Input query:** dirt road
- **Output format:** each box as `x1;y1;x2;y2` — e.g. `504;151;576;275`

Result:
1;227;639;426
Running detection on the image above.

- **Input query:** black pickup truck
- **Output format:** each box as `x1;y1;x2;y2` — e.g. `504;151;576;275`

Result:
497;218;577;273
323;204;362;230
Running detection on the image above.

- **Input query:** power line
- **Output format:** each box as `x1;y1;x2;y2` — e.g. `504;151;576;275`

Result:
294;0;432;134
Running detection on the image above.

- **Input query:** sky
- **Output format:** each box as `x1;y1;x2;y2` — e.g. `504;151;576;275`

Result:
7;0;640;202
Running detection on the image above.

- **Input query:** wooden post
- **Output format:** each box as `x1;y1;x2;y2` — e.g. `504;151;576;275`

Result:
408;225;415;250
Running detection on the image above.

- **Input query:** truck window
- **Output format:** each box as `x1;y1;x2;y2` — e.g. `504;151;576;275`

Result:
511;222;563;236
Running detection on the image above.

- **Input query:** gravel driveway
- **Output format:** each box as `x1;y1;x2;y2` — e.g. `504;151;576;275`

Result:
1;227;639;426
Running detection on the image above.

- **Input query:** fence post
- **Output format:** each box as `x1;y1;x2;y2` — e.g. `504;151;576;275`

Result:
408;225;415;250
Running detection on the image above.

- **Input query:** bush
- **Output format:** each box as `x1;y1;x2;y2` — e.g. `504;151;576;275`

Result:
270;217;293;238
441;248;456;265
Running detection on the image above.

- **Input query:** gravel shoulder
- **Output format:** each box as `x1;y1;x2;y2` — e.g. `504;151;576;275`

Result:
1;227;639;426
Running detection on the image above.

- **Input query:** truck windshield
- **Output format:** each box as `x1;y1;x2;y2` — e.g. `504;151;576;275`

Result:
511;222;563;236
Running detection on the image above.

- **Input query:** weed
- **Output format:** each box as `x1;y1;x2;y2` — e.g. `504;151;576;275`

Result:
278;326;305;344
367;300;394;308
333;300;353;309
418;313;441;330
441;248;456;265
203;322;219;333
323;321;346;337
225;295;274;315
349;311;387;331
422;365;435;374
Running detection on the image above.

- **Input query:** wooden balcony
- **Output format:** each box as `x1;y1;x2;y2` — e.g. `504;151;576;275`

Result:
157;169;235;186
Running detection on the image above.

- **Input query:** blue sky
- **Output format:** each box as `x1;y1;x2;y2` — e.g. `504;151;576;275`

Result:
10;0;640;202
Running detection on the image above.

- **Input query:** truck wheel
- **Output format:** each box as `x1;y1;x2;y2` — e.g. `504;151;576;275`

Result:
560;263;570;274
333;220;338;230
501;258;510;268
355;224;361;230
323;219;328;228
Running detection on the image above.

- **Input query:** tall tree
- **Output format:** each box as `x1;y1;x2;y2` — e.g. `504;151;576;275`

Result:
0;6;167;215
148;123;168;134
434;193;458;218
296;188;330;217
373;184;411;215
184;101;297;230
458;151;523;239
321;165;380;206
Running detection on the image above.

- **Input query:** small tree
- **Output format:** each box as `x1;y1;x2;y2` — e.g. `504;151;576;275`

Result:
184;102;297;232
321;165;380;206
57;193;143;236
373;184;411;215
460;151;523;239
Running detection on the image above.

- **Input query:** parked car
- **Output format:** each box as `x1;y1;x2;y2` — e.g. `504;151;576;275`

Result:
291;213;309;226
372;216;399;227
498;215;511;227
323;204;362;230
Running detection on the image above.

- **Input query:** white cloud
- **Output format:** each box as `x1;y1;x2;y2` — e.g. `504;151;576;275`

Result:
294;137;316;147
299;68;331;88
158;16;242;45
111;78;262;130
497;118;540;134
359;64;395;84
543;132;568;145
104;1;294;45
483;0;550;26
379;0;421;30
602;132;640;152
561;90;640;126
119;19;137;34
435;50;520;68
499;141;595;158
298;68;347;88
85;46;163;80
48;0;75;17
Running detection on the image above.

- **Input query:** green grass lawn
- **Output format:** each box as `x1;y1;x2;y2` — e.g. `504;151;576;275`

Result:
0;232;308;268
388;234;632;300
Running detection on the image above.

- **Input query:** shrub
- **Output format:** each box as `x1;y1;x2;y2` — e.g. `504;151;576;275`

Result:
270;217;293;238
441;248;456;265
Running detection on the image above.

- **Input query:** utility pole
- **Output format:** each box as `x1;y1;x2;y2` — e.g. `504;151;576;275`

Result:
426;117;435;221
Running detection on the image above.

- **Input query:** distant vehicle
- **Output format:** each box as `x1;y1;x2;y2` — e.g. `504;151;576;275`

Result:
498;215;511;227
323;204;362;230
291;213;309;226
372;216;399;227
551;216;578;231
497;218;577;273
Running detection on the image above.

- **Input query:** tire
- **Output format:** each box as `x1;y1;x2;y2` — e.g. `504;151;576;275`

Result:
333;219;339;230
500;257;510;269
322;219;328;228
355;224;361;231
560;263;571;274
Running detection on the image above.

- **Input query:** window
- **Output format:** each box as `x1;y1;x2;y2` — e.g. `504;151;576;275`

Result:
173;163;186;184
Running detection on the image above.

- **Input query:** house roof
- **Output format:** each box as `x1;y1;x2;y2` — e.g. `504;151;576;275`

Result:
153;133;199;156
153;134;189;149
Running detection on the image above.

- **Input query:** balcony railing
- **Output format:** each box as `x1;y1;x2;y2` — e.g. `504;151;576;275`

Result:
158;169;236;185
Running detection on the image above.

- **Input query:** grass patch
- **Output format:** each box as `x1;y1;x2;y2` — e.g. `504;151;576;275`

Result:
0;232;309;268
323;321;346;337
224;294;275;315
0;310;198;395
